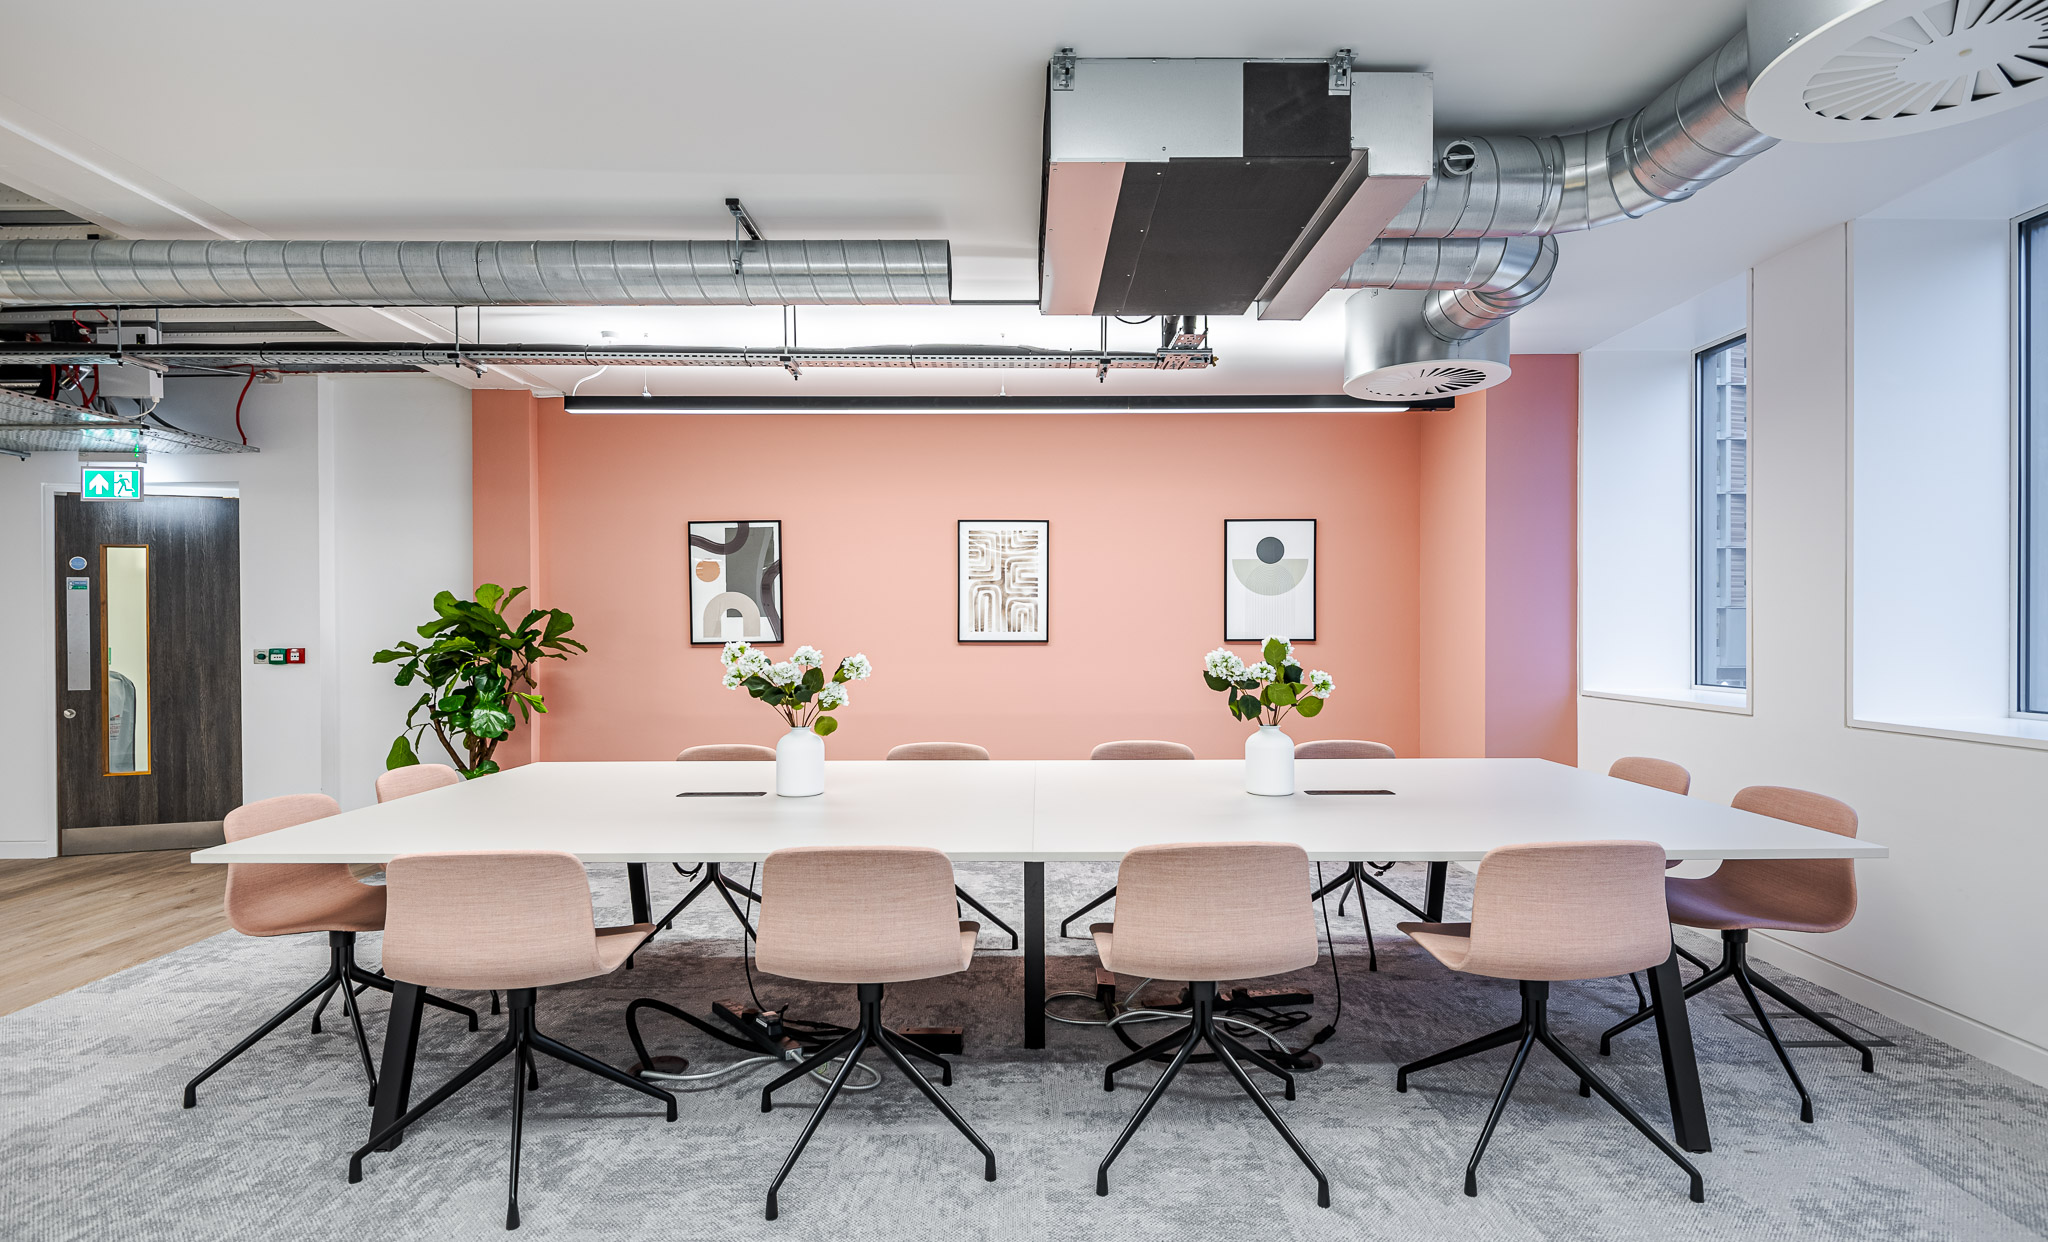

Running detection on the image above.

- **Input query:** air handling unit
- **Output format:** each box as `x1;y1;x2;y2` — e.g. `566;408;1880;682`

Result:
1038;53;1433;320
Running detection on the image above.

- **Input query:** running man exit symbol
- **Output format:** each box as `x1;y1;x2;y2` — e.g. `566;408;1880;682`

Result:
81;465;143;501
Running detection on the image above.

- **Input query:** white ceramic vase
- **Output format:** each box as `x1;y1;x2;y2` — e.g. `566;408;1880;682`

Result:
1244;724;1295;796
776;726;825;797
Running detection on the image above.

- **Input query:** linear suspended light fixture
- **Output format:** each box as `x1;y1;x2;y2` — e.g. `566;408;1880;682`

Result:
562;395;1445;415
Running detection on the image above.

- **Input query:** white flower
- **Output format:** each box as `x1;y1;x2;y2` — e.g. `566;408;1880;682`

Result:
721;666;748;689
1305;669;1335;699
1204;648;1247;680
720;640;753;668
793;645;825;668
816;682;848;710
736;651;772;679
837;652;873;681
766;662;801;688
1245;661;1278;683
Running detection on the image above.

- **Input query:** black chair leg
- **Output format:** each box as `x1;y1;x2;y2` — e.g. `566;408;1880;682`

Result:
873;1031;996;1179
879;1029;953;1086
1103;1022;1192;1088
351;1035;517;1179
1060;885;1118;940
1538;1029;1704;1201
760;1029;862;1111
309;979;340;1034
765;1029;868;1221
1599;945;1734;1054
1462;1027;1536;1197
1396;1022;1523;1092
953;886;1020;950
1211;1027;1298;1099
1097;1022;1200;1194
506;1026;527;1230
1732;966;1816;1123
340;969;381;1105
526;1029;677;1118
1211;1029;1329;1206
184;963;341;1107
1746;969;1877;1073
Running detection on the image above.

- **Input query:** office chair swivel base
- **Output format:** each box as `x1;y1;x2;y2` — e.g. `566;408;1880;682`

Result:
1399;980;1704;1203
183;930;478;1109
1097;981;1330;1207
1599;929;1875;1123
758;982;995;1221
349;988;677;1231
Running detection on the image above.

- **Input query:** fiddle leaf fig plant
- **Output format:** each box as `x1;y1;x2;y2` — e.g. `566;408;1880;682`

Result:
374;583;585;778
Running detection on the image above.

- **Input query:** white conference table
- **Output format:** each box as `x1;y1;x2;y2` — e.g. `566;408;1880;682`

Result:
193;757;1886;1155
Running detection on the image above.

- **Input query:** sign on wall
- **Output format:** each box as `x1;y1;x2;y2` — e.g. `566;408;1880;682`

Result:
81;465;143;502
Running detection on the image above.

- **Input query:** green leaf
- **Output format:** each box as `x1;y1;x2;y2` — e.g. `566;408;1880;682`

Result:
1203;672;1229;692
801;666;825;693
468;701;514;738
385;735;420;769
1267;682;1299;706
463;759;501;779
1263;637;1289;667
541;610;577;646
1296;696;1324;718
475;582;505;611
814;715;839;737
1283;663;1304;685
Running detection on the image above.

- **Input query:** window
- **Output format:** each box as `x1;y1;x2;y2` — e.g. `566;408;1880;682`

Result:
2022;209;2048;715
1695;335;1748;689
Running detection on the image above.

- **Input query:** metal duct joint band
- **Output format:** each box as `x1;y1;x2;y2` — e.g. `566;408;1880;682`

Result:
1379;32;1777;239
0;239;952;306
1422;235;1559;341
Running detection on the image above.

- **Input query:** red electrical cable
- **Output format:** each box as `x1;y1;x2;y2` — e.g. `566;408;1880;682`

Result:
234;366;256;445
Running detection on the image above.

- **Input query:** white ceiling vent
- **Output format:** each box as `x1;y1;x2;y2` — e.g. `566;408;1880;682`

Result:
1342;288;1512;401
1748;0;2048;141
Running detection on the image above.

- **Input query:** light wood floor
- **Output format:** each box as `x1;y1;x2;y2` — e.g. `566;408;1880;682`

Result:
0;850;229;1016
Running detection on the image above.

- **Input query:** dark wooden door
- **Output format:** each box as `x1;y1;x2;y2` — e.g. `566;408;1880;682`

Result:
54;493;241;849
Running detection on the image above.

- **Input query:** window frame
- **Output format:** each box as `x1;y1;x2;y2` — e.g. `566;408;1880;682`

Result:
1692;329;1750;692
2016;205;2048;719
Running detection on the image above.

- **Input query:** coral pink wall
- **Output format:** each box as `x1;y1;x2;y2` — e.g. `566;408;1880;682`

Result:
1419;400;1489;757
472;390;546;768
481;406;1426;760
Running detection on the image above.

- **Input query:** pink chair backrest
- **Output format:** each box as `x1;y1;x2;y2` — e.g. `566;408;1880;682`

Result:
1608;756;1691;795
1091;740;1195;761
1108;842;1319;981
222;793;349;936
1295;739;1396;759
382;851;609;990
677;744;776;761
375;763;461;802
1712;786;1860;931
887;742;990;761
755;846;966;985
1460;841;1673;981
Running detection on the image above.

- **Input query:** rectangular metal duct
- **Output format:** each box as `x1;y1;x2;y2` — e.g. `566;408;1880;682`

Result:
1040;58;1432;320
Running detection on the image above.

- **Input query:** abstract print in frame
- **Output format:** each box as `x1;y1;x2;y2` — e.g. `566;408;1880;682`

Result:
689;520;783;645
958;519;1049;643
1224;518;1315;642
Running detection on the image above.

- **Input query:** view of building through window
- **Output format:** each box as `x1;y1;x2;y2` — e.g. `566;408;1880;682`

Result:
1697;335;1748;689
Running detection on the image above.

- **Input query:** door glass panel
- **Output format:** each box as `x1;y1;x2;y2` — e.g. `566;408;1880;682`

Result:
103;544;150;775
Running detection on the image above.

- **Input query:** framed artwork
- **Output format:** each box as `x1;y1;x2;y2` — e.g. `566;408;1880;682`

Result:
958;519;1049;643
689;520;783;645
1224;518;1315;642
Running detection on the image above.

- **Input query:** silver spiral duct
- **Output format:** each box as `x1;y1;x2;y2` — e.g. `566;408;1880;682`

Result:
1335;235;1559;341
0;238;952;306
1382;32;1778;239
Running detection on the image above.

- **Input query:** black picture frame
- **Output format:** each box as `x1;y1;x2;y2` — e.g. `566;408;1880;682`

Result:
687;519;785;647
957;519;1050;644
1223;518;1316;642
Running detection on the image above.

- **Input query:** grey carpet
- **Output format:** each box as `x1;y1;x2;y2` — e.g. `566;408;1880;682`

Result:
3;861;2045;1241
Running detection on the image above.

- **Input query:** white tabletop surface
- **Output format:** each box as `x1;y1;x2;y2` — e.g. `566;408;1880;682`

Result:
191;758;1887;866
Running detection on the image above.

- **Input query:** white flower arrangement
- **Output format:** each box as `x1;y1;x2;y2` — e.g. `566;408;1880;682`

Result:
1201;636;1334;725
720;640;872;736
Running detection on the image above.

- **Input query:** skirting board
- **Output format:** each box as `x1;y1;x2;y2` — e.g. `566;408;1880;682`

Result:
1747;930;2048;1089
0;842;58;859
60;821;225;856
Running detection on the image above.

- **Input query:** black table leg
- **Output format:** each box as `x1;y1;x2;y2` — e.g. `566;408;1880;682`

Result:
1024;862;1045;1050
1423;862;1449;921
1646;947;1712;1153
369;981;425;1150
627;863;651;924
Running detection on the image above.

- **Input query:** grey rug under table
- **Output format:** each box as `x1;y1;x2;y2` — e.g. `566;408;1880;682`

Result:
3;861;2045;1241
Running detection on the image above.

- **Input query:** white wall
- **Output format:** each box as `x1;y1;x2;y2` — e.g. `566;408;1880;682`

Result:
1580;225;2048;1086
0;373;470;854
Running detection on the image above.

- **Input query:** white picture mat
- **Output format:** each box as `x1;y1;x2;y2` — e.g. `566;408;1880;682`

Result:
958;519;1049;642
1224;518;1316;641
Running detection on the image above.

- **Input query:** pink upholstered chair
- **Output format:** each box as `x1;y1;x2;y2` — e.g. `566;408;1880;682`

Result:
675;743;776;761
1059;740;1197;939
349;851;675;1231
182;794;477;1110
751;846;995;1220
1089;842;1328;1205
651;743;778;941
1600;786;1873;1122
887;742;1016;949
1396;842;1703;1202
375;762;462;802
1295;738;1397;950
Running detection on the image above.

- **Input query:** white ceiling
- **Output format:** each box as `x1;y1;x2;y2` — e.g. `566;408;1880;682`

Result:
2;0;2045;393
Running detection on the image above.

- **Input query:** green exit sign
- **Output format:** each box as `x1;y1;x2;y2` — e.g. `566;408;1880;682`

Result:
81;465;143;502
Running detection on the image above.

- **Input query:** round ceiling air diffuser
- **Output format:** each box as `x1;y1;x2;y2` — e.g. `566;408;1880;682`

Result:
1748;0;2048;142
1343;290;1513;401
